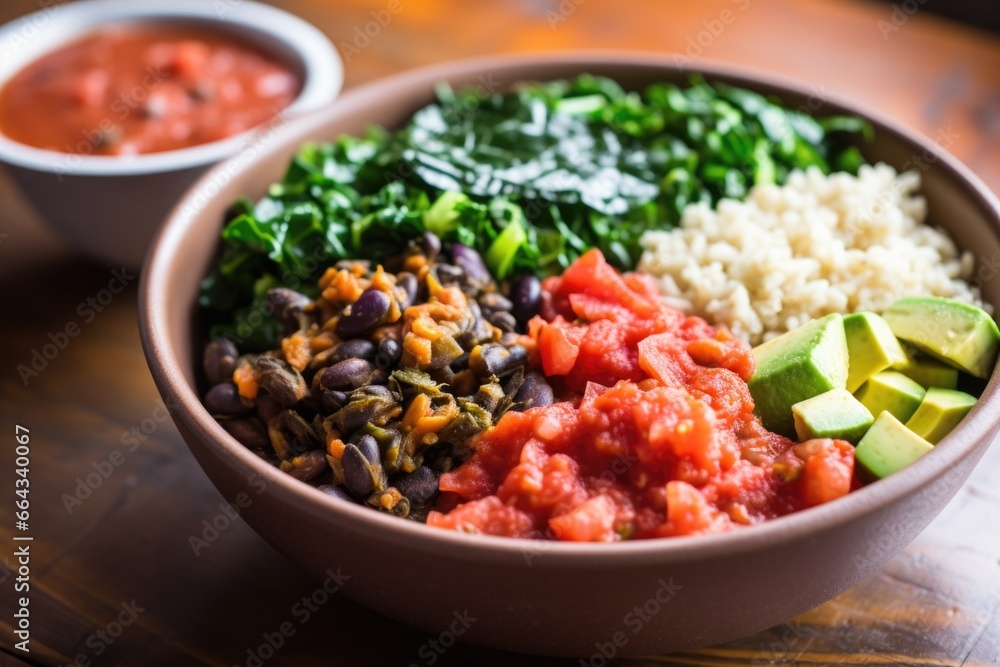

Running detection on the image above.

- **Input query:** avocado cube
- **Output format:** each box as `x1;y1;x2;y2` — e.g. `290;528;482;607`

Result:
749;313;849;437
905;387;977;444
892;346;959;390
883;297;1000;379
856;411;934;480
844;312;907;392
854;371;926;423
792;389;875;444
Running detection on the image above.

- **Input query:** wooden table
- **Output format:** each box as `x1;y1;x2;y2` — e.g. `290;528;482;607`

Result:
2;0;1000;664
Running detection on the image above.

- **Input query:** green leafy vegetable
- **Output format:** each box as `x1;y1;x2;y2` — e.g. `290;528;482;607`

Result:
201;74;872;349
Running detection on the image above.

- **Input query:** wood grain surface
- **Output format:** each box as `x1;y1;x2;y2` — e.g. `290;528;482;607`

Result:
1;0;1000;665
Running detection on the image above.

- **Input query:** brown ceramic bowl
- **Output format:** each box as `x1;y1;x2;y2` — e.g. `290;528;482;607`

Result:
139;53;1000;657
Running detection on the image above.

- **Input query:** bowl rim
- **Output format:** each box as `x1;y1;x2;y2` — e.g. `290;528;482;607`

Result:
140;51;1000;565
0;0;342;176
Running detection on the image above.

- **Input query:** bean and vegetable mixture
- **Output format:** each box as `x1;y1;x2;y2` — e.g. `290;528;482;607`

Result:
199;75;999;541
203;235;553;519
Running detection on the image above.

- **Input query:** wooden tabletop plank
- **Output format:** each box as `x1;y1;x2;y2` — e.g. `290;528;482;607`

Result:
1;0;999;665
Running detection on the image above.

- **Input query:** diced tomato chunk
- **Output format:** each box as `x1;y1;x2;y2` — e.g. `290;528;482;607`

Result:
431;250;854;542
549;495;619;542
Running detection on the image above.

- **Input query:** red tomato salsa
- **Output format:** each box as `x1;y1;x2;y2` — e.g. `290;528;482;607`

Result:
427;250;855;541
0;27;300;156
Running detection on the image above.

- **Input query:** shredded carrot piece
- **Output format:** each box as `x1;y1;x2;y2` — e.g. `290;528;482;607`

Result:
309;330;336;352
233;363;258;399
326;434;346;460
403;333;433;366
402;392;432;431
282;333;312;371
403;255;427;273
322;269;364;304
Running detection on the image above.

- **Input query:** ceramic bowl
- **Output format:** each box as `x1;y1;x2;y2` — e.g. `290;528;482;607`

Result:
0;0;342;268
139;53;1000;657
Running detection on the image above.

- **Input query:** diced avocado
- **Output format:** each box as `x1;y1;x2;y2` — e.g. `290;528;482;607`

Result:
749;313;849;437
892;347;959;390
883;297;1000;379
844;312;907;392
855;412;934;480
792;389;875;444
854;371;926;423
905;387;977;444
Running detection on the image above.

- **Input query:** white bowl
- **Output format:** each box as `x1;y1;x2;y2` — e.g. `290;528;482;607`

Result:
0;0;342;268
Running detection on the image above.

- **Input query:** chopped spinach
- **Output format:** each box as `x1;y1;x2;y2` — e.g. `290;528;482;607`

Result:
200;74;871;348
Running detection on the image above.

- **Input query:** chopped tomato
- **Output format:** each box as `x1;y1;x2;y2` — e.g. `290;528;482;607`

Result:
431;250;857;542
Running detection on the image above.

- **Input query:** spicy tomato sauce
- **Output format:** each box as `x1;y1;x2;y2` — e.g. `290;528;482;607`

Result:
427;250;854;541
0;27;300;156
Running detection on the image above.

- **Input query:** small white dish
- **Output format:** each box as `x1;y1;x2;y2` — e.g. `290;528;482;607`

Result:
0;0;342;267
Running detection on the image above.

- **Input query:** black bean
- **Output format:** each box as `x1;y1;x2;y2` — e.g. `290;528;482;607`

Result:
471;344;528;377
395;272;418;309
487;311;517;333
473;382;505;415
449;352;470;371
354;434;380;465
452;330;478;350
321;390;349;413
467;302;496;344
333;338;376;363
354;384;393;400
343;443;375;496
422;231;442;260
395;466;438;506
435;263;467;287
219;416;269;450
257;394;282;423
254;357;308;406
204;383;250;415
452;243;491;283
267;288;312;332
286;450;328;482
514;371;554;411
203;337;238;387
374;337;402;369
317;484;355;502
511;275;542;326
321;358;375;390
478;292;513;314
337;289;391;339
